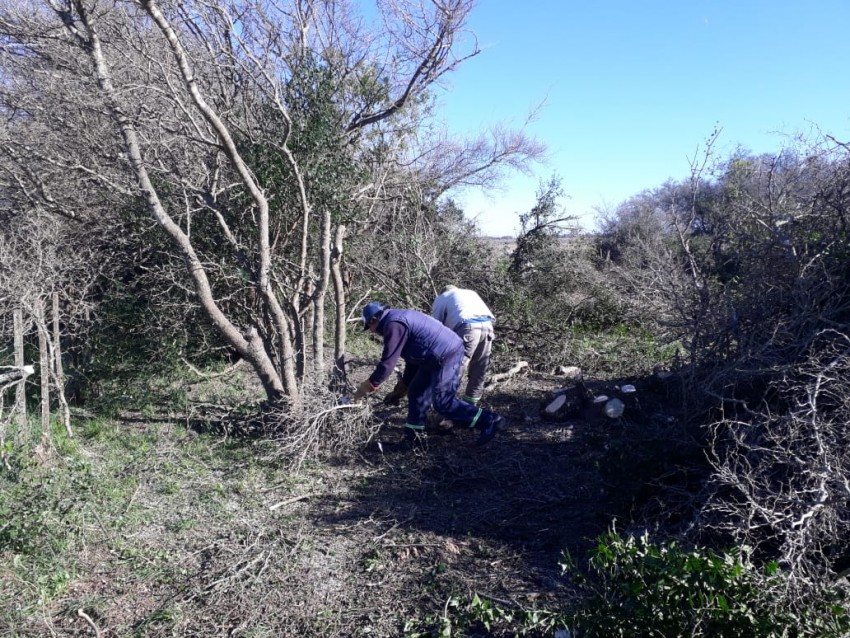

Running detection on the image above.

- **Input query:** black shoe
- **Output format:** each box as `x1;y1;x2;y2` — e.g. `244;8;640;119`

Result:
476;415;504;446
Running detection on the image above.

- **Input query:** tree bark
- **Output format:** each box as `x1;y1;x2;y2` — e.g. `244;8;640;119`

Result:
35;298;50;437
312;209;333;378
52;292;72;436
330;224;348;377
13;308;25;429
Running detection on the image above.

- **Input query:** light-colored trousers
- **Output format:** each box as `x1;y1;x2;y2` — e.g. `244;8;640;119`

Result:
456;321;494;401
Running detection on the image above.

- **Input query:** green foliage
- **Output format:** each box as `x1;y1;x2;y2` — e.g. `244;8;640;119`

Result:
0;418;182;631
349;196;497;312
402;593;569;638
65;274;215;415
508;175;575;280
565;325;680;378
242;54;366;231
0;456;90;614
489;175;648;370
568;532;850;638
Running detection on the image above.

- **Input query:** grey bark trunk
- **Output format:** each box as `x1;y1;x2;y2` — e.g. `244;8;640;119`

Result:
330;225;347;377
35;299;50;436
13;308;25;428
312;210;333;377
52;292;72;436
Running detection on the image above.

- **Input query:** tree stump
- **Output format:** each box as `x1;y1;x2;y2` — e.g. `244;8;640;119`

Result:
542;378;593;421
541;391;583;421
617;384;641;413
543;378;643;424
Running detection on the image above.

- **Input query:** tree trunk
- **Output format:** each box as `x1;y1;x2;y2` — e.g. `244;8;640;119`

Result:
34;299;50;437
13;308;25;429
52;292;72;436
291;304;306;381
330;224;348;377
312;209;333;378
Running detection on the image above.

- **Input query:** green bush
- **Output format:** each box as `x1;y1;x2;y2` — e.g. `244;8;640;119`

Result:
567;531;850;638
404;593;569;638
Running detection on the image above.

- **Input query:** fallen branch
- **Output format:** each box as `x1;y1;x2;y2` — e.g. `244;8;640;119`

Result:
181;357;244;380
269;492;320;511
0;365;35;385
486;361;529;385
77;608;103;637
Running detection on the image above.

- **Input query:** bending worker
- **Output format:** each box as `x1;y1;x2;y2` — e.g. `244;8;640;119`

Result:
352;301;503;445
431;285;495;405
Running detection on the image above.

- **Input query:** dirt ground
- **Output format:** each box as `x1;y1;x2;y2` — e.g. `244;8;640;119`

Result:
271;362;669;635
12;363;679;637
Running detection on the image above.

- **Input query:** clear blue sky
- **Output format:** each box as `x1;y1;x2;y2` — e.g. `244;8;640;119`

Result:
437;1;850;236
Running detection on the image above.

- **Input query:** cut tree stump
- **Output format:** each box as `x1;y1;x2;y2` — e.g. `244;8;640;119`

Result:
541;380;591;421
543;378;643;424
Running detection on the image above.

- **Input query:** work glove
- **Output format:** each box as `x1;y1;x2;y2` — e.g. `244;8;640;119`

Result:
383;379;409;406
352;379;378;401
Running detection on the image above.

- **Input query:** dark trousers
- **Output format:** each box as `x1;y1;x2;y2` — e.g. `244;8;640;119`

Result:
405;347;495;429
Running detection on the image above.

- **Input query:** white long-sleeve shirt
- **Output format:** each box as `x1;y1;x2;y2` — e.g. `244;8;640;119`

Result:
431;288;494;331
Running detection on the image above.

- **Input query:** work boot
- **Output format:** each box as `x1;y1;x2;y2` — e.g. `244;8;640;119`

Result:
476;415;504;446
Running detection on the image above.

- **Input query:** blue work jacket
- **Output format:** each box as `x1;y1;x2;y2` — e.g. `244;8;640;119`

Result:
368;308;463;387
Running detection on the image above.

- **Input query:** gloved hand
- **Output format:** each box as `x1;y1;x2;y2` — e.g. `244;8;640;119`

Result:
352;379;378;401
383;380;408;406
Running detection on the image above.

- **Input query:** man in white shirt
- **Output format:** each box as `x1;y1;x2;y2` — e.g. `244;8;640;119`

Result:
431;285;495;405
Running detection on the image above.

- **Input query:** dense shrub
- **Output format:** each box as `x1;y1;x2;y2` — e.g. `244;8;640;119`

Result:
568;532;850;638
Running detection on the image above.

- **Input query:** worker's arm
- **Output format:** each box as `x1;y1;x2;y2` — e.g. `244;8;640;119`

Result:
368;321;408;387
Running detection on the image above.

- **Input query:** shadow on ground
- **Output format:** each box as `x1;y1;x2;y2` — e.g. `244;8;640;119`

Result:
307;377;641;599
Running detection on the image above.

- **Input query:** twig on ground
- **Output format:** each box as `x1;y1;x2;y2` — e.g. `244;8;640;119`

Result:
181;357;245;380
269;492;320;511
487;361;529;385
77;608;103;637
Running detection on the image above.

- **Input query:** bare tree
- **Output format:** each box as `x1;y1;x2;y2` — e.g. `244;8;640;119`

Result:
705;331;850;590
0;210;87;455
0;0;543;408
599;132;850;591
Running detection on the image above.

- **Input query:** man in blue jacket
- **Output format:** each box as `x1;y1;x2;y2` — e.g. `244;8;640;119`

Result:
352;301;504;445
